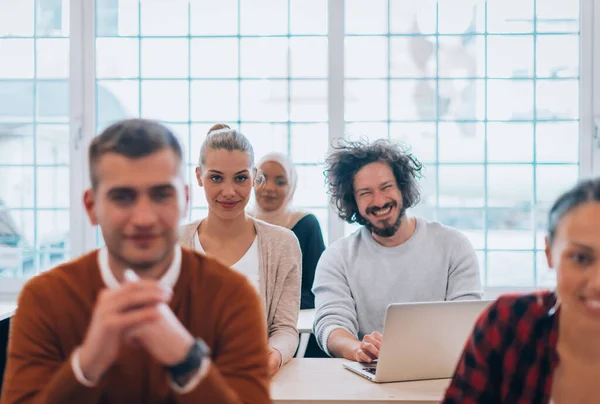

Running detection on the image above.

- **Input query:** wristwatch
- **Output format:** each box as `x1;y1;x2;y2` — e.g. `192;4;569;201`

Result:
166;339;211;379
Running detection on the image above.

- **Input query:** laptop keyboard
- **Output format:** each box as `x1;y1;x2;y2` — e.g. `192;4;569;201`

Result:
363;366;377;375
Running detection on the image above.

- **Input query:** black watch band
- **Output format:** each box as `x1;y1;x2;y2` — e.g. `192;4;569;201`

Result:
166;339;210;379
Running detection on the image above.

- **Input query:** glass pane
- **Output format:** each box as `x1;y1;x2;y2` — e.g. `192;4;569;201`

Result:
190;123;213;164
487;207;533;250
96;80;138;127
487;165;533;209
390;0;434;34
290;80;327;122
0;125;33;164
536;35;578;78
97;0;138;37
290;0;328;35
295;165;328;207
290;37;327;78
412;164;436;210
345;37;387;78
487;252;534;287
141;80;189;122
141;39;189;79
486;36;533;78
0;209;34;248
37;124;69;165
391;80;436;121
437;0;478;35
0;82;34;122
164;123;190;166
191;80;239;122
241;81;288;122
190;0;238;36
345;122;389;143
389;123;436;164
536;81;579;120
38;250;69;273
536;250;556;287
96;38;139;79
240;0;288;35
487;122;533;163
36;38;69;78
36;209;69;249
438;36;485;79
240;38;288;78
438;80;485;121
140;0;188;36
487;80;534;120
189;167;208;209
390;37;436;78
37;81;68;122
536;122;579;163
0;39;34;78
290;123;328;164
536;0;579;33
37;167;69;208
536;165;579;203
0;167;35;208
437;208;485;250
535;203;552;248
438;165;485;207
37;0;68;37
345;0;387;35
345;80;388;121
242;123;289;161
438;122;484;163
487;0;534;33
191;38;238;78
0;0;34;36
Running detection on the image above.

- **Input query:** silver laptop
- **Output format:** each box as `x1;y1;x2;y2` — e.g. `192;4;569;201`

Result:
343;299;493;383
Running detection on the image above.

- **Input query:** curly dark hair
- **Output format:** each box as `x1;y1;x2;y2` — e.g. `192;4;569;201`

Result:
324;138;423;225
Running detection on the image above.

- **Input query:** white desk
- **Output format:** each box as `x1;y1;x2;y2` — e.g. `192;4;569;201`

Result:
0;303;16;322
272;359;450;404
297;309;314;334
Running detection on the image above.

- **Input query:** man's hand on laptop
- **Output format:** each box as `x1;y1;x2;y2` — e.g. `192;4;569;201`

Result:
353;331;382;363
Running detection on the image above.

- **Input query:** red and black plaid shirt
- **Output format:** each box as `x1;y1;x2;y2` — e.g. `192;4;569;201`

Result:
442;291;559;404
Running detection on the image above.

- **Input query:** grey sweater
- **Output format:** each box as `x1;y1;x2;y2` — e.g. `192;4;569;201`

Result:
312;218;483;355
180;217;301;366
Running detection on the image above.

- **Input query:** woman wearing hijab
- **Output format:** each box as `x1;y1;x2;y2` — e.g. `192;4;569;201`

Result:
252;152;328;358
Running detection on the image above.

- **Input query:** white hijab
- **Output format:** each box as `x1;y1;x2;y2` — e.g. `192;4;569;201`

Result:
250;152;307;230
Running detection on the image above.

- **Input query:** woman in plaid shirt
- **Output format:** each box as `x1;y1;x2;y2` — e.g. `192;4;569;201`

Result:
443;178;600;404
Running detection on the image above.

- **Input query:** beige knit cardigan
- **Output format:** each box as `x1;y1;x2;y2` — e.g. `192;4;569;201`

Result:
180;217;301;366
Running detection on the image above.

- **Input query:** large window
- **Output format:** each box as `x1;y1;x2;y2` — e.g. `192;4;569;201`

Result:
0;0;70;279
0;0;591;294
343;0;580;288
94;0;331;242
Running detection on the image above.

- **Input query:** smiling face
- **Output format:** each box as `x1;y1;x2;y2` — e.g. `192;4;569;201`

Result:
196;148;255;220
353;161;405;238
548;202;600;327
255;161;291;212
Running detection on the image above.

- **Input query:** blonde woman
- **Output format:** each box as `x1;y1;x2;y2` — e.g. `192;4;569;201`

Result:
180;124;301;376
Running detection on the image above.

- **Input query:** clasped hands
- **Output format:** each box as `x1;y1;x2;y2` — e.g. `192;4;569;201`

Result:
78;270;195;383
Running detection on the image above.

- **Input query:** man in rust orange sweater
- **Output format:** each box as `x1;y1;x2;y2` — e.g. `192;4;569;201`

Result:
1;119;271;404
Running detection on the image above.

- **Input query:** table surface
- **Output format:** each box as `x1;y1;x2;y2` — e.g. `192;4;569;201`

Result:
271;359;450;404
297;309;314;334
0;303;16;322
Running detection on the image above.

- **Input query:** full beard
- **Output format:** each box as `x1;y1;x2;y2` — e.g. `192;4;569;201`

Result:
363;202;406;238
